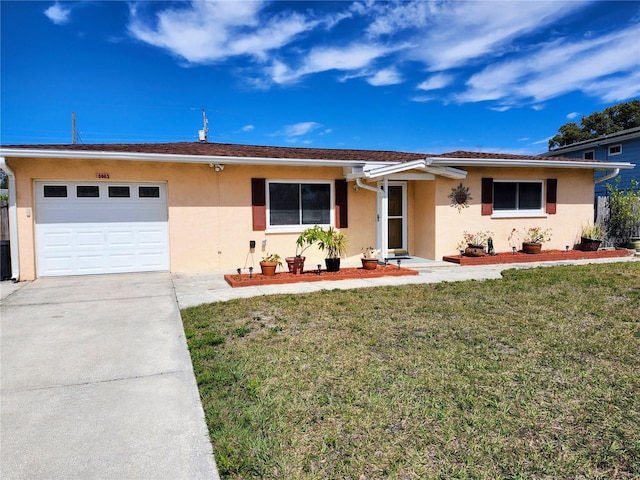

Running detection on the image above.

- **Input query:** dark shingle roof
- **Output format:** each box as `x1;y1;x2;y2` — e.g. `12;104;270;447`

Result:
0;143;607;165
2;142;429;163
436;150;599;163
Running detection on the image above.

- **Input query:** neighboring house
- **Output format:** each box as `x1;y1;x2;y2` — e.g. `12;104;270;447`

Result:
0;143;634;280
545;126;640;196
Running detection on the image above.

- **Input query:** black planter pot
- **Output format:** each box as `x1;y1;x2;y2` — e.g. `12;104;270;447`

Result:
325;258;341;272
580;237;602;251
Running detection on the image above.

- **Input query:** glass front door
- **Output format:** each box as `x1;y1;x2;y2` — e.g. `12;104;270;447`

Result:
387;184;406;252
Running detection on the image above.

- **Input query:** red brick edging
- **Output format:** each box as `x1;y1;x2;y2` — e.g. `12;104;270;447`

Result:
443;248;634;266
224;265;419;288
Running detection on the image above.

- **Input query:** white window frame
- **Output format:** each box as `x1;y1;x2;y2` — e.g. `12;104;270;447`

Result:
265;180;334;233
608;144;622;156
491;180;547;219
583;150;595;160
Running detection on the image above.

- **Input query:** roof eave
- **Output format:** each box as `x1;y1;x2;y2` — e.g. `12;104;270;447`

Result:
0;147;368;168
428;157;635;171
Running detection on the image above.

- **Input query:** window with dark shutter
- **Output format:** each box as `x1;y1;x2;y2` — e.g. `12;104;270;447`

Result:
251;178;266;231
481;178;493;215
546;178;557;214
335;179;348;228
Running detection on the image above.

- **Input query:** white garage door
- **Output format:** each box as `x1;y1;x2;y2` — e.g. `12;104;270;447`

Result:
35;182;169;277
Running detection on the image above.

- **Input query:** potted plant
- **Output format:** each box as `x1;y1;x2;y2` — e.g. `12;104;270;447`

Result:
286;225;323;274
456;231;494;257
259;253;282;277
508;227;552;254
361;246;380;270
579;223;604;251
317;227;348;272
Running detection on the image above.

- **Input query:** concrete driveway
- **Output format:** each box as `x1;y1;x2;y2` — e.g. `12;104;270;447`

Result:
0;273;219;480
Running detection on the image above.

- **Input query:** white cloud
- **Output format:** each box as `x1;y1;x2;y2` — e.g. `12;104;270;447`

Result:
417;74;452;91
128;1;316;63
531;137;553;146
455;25;640;105
531;105;544;111
582;69;640;103
44;2;71;25
405;1;587;71
284;121;321;137
242;125;255;132
270;43;399;84
366;1;434;36
367;68;402;86
566;112;580;119
410;95;437;103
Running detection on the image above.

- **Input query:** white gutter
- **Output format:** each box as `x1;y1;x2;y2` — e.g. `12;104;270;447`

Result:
595;168;620;184
0;157;19;281
0;148;366;168
428;157;635;171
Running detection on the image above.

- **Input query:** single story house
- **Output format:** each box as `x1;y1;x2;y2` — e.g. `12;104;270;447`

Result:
0;142;634;280
545;126;640;196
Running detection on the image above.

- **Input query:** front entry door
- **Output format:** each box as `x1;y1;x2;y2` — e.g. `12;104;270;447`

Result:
387;183;407;253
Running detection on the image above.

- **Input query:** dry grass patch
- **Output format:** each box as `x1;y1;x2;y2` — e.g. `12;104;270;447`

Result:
182;262;640;479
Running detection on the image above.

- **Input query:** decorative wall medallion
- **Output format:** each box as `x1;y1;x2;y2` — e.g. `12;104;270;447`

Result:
448;183;472;212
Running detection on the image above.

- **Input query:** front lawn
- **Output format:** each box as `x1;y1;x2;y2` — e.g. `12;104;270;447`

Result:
182;262;640;479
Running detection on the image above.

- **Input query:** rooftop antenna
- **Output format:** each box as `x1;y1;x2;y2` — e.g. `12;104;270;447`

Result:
198;109;209;143
72;112;77;144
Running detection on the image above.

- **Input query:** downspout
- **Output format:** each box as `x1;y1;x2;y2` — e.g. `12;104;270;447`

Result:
594;168;620;184
0;157;20;281
354;178;384;261
355;177;380;193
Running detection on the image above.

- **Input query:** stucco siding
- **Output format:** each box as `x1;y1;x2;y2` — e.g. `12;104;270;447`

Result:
7;157;378;279
5;156;601;279
433;167;595;259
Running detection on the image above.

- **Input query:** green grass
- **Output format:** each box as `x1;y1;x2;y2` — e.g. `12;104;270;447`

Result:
181;262;640;479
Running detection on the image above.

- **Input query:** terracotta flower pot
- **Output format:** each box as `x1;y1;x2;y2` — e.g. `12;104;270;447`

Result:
464;245;485;257
522;242;542;254
259;261;277;277
285;256;305;274
361;258;378;270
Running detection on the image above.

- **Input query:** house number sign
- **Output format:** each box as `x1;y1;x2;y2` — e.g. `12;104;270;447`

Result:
96;173;110;179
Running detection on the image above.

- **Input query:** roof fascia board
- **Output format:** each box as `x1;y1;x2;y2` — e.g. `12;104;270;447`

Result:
428;157;635;171
0;148;367;168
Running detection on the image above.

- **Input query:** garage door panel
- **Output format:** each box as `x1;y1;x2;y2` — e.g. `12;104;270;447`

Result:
36;182;169;277
76;231;104;248
41;230;74;249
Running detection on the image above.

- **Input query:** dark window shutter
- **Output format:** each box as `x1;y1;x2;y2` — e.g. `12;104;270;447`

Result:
481;178;493;215
335;179;348;228
251;178;266;231
546;178;557;214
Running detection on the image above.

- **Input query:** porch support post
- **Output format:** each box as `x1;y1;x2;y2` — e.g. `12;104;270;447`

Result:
380;176;389;261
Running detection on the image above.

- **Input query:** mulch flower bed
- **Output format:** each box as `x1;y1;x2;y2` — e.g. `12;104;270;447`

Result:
224;265;418;288
443;248;634;266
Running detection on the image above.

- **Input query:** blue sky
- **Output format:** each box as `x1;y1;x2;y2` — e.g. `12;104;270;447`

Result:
1;1;639;154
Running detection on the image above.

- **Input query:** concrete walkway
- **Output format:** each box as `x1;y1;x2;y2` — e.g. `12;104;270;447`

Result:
1;273;219;480
172;255;639;309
